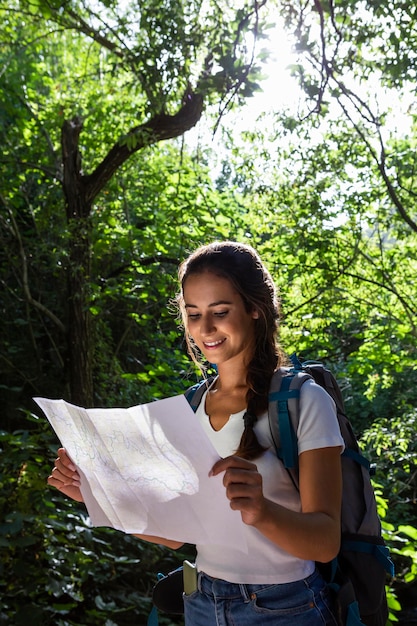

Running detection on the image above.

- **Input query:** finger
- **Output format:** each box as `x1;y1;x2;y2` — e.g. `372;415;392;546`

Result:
228;497;254;511
54;448;79;479
221;467;263;491
223;470;262;491
53;458;79;481
225;483;266;519
210;455;257;476
47;467;81;488
47;474;84;503
57;447;77;471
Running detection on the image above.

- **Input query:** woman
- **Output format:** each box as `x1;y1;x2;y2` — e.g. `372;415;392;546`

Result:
49;241;344;625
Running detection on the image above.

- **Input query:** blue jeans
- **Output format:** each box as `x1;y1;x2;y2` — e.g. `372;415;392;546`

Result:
183;569;338;626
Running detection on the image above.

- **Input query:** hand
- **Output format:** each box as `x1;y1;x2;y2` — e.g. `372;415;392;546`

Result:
210;455;266;526
47;448;84;503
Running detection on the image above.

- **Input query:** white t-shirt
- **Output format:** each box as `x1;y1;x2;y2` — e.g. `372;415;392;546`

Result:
195;378;344;584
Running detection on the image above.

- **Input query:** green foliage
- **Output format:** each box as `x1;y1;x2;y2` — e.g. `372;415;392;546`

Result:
86;142;250;405
352;409;417;624
0;414;189;625
2;0;417;622
1;0;270;412
213;106;417;399
211;76;417;620
0;4;270;619
361;411;417;533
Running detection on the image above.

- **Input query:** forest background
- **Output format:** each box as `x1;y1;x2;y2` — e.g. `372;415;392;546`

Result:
1;0;416;624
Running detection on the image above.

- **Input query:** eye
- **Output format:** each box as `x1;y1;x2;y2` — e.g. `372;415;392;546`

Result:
214;311;228;318
187;313;201;321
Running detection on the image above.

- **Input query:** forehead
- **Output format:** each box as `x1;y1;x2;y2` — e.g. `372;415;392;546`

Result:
182;271;240;305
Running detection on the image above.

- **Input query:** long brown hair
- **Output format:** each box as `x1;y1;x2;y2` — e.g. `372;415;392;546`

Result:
177;241;287;460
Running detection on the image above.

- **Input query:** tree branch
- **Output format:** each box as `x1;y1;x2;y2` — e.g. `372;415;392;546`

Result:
82;90;204;204
58;7;127;60
2;197;66;334
212;0;267;134
99;255;179;285
306;2;417;233
334;86;417;233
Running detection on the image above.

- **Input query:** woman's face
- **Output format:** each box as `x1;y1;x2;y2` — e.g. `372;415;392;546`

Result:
182;271;258;368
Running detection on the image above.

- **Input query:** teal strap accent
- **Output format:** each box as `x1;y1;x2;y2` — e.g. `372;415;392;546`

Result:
147;572;166;626
342;448;371;472
346;600;365;625
289;352;303;369
268;389;301;402
269;377;299;469
328;582;365;626
328;557;338;583
185;377;216;412
185;381;205;412
184;385;199;411
342;540;395;577
328;581;339;594
147;606;158;626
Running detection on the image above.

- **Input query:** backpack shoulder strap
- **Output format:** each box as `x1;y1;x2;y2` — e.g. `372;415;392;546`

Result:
184;376;216;412
268;366;312;475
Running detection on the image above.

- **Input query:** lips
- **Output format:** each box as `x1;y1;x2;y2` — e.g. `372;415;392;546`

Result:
203;338;225;349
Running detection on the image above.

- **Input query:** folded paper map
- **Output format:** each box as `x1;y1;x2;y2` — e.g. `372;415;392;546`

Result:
35;395;247;552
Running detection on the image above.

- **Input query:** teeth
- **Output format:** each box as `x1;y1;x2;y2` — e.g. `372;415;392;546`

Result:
205;339;223;347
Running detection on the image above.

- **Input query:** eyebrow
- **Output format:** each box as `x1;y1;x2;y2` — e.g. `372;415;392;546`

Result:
184;300;232;308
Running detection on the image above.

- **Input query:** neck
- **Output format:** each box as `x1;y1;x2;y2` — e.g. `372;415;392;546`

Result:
214;361;248;393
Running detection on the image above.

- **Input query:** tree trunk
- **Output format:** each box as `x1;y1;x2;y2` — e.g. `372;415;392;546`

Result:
60;92;204;407
61;117;94;407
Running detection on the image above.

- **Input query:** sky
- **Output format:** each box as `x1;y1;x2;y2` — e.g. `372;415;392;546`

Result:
186;21;301;149
185;15;413;166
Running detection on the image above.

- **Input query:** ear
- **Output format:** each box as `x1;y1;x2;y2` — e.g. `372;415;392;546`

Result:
252;309;260;319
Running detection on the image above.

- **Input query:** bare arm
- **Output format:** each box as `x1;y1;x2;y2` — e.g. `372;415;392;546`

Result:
211;446;342;563
48;448;184;550
132;534;184;549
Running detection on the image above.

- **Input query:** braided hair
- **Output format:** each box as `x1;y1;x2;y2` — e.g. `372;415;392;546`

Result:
177;241;287;460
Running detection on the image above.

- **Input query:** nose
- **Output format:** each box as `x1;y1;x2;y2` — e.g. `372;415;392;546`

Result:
200;315;215;336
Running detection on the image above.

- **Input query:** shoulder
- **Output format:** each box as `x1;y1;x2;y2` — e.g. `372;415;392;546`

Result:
299;377;336;411
297;378;344;453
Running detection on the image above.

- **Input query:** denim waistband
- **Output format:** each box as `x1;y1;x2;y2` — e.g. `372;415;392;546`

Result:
197;569;321;602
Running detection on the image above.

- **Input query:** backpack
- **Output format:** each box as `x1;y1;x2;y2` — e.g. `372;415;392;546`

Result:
184;354;394;626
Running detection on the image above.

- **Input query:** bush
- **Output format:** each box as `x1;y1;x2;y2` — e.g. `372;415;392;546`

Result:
361;410;417;624
0;414;190;625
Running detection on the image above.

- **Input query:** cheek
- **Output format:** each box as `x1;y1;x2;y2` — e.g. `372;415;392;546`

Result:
185;324;198;343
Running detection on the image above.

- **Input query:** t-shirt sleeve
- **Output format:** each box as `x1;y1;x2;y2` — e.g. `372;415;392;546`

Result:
297;379;345;454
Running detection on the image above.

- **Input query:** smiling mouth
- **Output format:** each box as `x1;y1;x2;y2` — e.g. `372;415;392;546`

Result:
203;339;225;348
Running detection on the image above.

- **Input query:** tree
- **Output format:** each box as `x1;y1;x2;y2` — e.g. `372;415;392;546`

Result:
201;1;417;615
0;0;267;408
207;0;417;391
278;0;417;232
2;0;417;620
